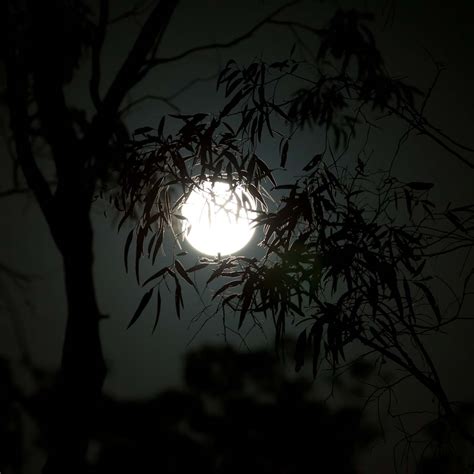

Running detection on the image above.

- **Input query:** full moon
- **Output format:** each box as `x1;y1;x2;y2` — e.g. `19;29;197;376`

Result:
180;181;256;256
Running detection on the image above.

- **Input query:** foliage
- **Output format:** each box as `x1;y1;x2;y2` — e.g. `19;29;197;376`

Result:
93;343;377;474
117;8;474;460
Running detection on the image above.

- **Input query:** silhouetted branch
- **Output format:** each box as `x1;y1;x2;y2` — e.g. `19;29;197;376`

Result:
5;3;55;224
98;0;178;115
108;0;154;25
146;0;301;67
268;18;322;35
120;73;219;115
359;333;474;445
121;94;181;115
0;261;33;282
90;0;109;109
166;72;219;100
0;187;32;198
0;181;57;199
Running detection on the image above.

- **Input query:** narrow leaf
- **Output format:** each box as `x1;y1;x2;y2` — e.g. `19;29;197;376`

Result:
128;288;153;329
295;329;307;372
407;182;434;191
175;259;195;287
414;282;442;323
280;140;289;168
142;267;168;287
187;263;209;272
152;290;161;333
212;280;241;299
124;229;134;273
312;323;323;378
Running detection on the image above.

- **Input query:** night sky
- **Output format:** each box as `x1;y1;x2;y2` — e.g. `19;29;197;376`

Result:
1;1;473;472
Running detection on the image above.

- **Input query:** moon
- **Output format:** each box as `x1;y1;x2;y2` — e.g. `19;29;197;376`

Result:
180;181;256;256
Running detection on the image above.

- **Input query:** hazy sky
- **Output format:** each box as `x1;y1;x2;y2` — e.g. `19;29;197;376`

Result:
1;1;473;471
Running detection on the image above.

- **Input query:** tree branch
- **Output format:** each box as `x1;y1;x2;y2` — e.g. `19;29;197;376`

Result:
268;18;322;36
108;0;154;25
5;2;55;223
120;94;181;115
358;333;474;445
146;0;301;67
0;186;35;199
0;261;34;282
98;0;179;120
0;182;57;199
119;72;218;116
90;0;109;109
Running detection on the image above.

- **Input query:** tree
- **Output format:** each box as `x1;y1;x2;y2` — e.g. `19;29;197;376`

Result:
1;1;473;473
2;0;303;471
92;343;377;474
119;7;474;471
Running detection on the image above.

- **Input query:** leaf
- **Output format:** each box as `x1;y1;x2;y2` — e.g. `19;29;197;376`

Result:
414;282;442;323
152;290;161;333
404;188;413;218
446;210;467;232
147;233;157;257
280;140;289;168
255;156;276;186
124;229;134;273
143;177;164;217
207;260;230;285
220;90;243;117
223;150;240;170
187;263;209;272
238;283;253;329
175;259;195;287
212;280;241;299
128;288;153;329
311;323;323;378
247;184;265;205
142;267;168;287
290;42;297;57
295;329;307;372
403;278;415;322
226;76;243;97
134;126;153;135
135;227;146;284
175;281;183;319
303;154;323;172
272;103;290;121
157;116;165;137
152;228;164;265
407;182;434;191
274;184;297;190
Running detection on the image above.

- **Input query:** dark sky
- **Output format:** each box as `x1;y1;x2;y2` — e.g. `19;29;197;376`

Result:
1;0;473;472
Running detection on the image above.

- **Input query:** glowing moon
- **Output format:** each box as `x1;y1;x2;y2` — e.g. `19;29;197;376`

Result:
180;181;256;256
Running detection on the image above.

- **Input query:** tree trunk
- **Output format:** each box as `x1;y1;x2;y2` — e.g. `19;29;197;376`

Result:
42;209;106;474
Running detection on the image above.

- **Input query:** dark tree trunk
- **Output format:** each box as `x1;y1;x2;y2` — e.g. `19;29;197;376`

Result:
42;209;106;474
4;1;179;470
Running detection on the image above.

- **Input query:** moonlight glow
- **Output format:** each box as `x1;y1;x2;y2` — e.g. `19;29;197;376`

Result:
180;181;256;256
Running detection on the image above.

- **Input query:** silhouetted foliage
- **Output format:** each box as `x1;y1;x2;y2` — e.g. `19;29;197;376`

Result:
90;344;376;474
2;1;474;472
116;7;474;469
